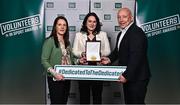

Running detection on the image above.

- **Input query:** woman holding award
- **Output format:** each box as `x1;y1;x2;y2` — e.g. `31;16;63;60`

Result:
72;12;111;104
41;16;74;104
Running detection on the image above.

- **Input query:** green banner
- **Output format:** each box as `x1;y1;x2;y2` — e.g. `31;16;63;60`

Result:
0;0;45;104
136;0;180;103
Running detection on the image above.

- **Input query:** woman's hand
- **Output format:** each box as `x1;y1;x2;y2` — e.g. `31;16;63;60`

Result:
53;73;65;81
79;52;88;65
49;68;65;81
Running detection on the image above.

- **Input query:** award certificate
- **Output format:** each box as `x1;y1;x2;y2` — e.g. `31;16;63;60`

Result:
86;41;101;61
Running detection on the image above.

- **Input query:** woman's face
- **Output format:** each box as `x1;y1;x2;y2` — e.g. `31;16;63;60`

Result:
56;19;67;36
86;16;97;33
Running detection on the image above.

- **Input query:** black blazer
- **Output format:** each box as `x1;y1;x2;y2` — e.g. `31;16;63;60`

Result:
109;23;151;81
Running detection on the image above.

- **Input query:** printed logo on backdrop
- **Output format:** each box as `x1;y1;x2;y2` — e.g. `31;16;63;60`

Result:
69;26;76;32
115;26;120;31
46;26;76;32
46;2;54;8
47;26;53;31
115;3;122;9
68;2;76;8
0;14;42;37
104;14;111;21
94;2;101;9
57;14;65;17
141;14;180;37
79;14;86;20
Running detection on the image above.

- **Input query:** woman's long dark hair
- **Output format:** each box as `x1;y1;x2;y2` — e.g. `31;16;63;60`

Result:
49;16;70;48
80;12;101;35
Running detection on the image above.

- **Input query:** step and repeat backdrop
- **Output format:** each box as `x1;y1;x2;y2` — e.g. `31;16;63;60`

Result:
1;0;180;104
44;0;135;104
45;0;135;49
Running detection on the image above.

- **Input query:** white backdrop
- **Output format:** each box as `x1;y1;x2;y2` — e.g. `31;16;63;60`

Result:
44;0;135;104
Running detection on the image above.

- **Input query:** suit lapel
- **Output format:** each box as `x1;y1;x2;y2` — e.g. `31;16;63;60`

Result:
118;23;135;50
115;32;122;50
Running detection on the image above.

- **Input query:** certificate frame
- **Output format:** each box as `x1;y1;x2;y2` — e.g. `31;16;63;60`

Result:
85;41;101;62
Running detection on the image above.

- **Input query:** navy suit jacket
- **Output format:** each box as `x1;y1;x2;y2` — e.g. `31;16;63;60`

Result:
109;23;151;81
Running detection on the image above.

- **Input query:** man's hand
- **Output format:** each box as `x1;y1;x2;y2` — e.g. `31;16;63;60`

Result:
100;56;111;65
118;75;127;83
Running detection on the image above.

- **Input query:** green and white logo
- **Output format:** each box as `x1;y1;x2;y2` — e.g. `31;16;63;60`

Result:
69;26;76;32
79;14;86;20
68;2;76;8
104;14;111;20
46;2;54;8
0;14;42;37
141;14;180;37
115;26;120;31
57;14;65;17
47;26;52;31
115;3;122;9
94;2;101;8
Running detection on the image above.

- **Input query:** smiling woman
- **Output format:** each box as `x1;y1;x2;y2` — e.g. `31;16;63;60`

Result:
41;16;75;104
72;12;111;104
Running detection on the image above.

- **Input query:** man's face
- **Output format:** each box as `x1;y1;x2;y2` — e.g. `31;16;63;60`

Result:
117;9;132;29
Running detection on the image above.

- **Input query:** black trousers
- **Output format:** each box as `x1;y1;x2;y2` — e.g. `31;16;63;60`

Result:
47;77;71;104
78;80;103;104
123;79;149;104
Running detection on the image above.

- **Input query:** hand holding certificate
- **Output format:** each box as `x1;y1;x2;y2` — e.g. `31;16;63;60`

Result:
86;41;101;61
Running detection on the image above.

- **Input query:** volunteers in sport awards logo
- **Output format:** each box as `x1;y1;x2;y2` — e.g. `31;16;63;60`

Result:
141;14;180;37
0;14;42;37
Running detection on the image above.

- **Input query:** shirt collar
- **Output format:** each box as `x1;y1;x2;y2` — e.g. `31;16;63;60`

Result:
120;22;133;32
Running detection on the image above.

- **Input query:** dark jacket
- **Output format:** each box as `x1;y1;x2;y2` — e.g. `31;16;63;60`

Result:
109;23;151;81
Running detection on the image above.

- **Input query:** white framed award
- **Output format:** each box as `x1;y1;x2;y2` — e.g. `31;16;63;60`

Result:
86;41;101;61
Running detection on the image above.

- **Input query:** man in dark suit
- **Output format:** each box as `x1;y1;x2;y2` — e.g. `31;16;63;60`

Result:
101;7;151;104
